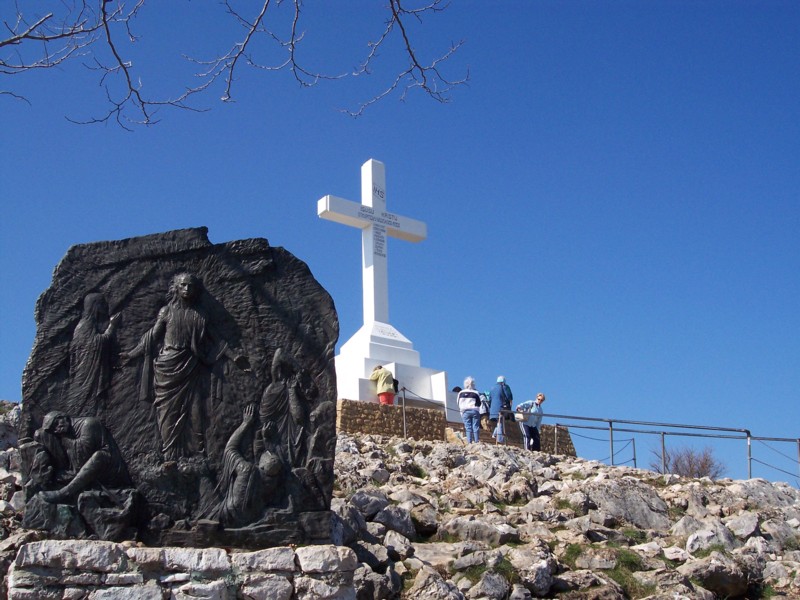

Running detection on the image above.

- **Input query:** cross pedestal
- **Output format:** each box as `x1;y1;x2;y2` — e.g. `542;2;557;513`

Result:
317;159;453;412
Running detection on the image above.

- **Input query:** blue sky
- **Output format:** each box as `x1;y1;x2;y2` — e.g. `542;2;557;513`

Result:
2;2;798;482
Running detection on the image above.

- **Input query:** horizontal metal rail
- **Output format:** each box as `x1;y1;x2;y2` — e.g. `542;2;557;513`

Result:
502;409;798;480
394;387;798;482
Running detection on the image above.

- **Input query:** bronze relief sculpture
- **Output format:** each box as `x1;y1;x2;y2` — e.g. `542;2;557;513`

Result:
19;228;338;547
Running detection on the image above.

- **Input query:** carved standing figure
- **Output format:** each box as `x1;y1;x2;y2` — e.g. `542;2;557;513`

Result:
258;348;316;467
126;273;250;460
67;293;120;415
303;400;336;508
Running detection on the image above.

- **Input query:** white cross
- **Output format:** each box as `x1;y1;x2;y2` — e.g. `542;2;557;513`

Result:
317;159;427;326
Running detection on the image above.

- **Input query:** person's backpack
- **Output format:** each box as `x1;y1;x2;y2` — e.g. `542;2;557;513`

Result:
392;378;399;394
479;392;490;415
500;384;512;411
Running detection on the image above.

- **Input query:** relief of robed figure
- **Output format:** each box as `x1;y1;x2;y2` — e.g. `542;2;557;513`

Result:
125;273;250;461
213;404;284;528
29;412;132;503
67;293;120;416
257;347;316;468
211;348;333;529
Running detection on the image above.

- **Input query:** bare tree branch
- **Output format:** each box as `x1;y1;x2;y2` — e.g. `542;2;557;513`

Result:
0;89;31;104
346;0;468;117
220;0;271;101
1;13;57;47
1;2;100;74
2;0;468;127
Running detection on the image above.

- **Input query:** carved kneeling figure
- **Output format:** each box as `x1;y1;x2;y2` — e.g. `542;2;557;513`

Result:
22;411;138;541
30;412;133;503
215;405;285;528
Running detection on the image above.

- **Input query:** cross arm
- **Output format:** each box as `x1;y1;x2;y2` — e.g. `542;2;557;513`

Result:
317;195;427;243
317;195;369;230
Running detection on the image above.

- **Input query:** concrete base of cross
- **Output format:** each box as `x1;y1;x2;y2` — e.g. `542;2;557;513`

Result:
333;321;458;421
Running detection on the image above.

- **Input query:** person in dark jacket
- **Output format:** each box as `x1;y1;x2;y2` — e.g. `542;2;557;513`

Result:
489;376;513;422
489;376;513;444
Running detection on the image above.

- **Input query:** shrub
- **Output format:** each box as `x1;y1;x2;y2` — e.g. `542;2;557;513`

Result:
650;446;725;479
622;528;647;544
607;548;652;599
693;544;728;559
561;543;583;569
615;548;645;572
494;557;520;585
607;567;655;599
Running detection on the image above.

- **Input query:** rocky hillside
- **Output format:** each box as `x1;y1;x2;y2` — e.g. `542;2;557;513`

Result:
1;415;800;598
332;433;800;599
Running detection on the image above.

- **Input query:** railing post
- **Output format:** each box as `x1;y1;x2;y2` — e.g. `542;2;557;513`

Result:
746;430;752;479
402;388;407;439
515;413;794;481
797;439;800;481
609;421;615;466
632;437;637;468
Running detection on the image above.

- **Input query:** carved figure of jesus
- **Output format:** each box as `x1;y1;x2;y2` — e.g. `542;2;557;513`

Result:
127;273;249;460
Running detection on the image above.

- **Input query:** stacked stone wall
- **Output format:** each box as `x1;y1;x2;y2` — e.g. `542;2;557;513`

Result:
336;399;576;456
7;540;357;599
336;399;445;441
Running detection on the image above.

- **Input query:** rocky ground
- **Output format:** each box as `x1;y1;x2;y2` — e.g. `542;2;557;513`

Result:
1;399;799;599
331;433;800;599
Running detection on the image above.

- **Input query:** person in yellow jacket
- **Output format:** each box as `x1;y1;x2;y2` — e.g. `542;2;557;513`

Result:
369;365;395;405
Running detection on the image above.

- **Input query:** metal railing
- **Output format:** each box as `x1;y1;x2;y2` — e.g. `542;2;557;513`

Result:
394;385;799;483
523;410;800;482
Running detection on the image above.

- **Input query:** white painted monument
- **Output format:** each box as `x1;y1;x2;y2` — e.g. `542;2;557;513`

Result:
317;159;453;413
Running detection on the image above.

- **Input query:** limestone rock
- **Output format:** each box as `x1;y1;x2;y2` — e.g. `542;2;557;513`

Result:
676;551;750;598
723;510;760;539
440;516;520;546
6;430;800;599
684;518;739;554
505;542;558;596
406;566;464;600
550;569;625;599
350;489;391;520
465;570;509;600
409;502;439;537
353;564;402;600
583;477;671;530
383;530;414;561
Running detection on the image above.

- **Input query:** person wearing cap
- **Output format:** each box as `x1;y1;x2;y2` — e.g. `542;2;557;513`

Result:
488;376;513;444
489;375;513;423
369;365;396;405
515;393;546;451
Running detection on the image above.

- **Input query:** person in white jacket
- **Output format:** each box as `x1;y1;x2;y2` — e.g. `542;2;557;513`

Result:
457;376;482;443
515;393;545;451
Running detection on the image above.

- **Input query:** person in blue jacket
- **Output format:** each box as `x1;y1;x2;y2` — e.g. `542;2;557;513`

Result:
515;393;546;451
489;376;513;423
488;376;513;443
